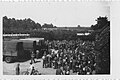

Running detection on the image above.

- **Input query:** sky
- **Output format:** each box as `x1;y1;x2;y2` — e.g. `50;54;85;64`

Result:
0;1;110;27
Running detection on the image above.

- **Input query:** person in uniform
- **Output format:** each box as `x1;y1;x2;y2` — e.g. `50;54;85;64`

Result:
30;66;35;75
36;50;39;59
56;66;63;75
42;54;46;68
28;62;34;75
69;58;73;70
33;41;37;56
58;58;61;68
54;57;58;69
46;53;51;68
16;63;20;75
64;64;70;75
72;58;76;73
31;51;36;64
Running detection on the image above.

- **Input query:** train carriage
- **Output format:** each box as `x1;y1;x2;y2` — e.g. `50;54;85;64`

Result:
3;38;44;63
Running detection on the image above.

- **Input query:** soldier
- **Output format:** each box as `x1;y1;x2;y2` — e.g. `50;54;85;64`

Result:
16;63;20;75
47;53;51;68
72;58;76;73
33;41;37;55
30;66;35;75
54;57;58;69
77;65;82;75
31;51;36;64
42;53;46;68
69;57;73;70
36;50;39;59
58;58;61;68
56;66;63;75
64;65;70;75
62;58;66;68
75;60;80;73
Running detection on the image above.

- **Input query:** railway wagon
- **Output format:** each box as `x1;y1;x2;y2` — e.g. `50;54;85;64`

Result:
3;38;44;63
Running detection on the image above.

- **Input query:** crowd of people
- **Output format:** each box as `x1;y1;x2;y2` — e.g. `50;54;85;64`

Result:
16;40;97;75
41;40;97;75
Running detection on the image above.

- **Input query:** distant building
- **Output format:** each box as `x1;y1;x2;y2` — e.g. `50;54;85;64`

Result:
42;27;93;31
77;33;90;36
3;34;30;37
42;28;58;31
3;34;30;40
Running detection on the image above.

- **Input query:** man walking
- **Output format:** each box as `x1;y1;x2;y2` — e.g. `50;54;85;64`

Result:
16;63;20;75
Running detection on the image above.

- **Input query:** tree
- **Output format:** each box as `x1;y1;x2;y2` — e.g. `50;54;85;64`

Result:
94;22;110;74
91;16;109;30
3;16;42;33
77;25;81;27
42;23;54;28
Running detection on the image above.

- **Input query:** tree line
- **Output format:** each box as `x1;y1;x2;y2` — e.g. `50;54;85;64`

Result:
3;16;57;34
3;16;109;41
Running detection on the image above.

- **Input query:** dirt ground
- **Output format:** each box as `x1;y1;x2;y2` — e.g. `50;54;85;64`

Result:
3;59;76;75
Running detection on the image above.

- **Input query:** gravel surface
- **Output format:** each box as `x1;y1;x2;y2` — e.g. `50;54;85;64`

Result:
3;59;76;75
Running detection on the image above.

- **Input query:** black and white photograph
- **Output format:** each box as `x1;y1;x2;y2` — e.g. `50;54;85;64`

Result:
1;2;110;75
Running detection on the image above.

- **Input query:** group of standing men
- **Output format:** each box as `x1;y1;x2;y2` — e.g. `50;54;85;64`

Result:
16;40;96;75
41;40;96;75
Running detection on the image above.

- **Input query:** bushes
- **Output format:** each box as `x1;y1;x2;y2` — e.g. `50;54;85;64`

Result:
95;25;110;74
